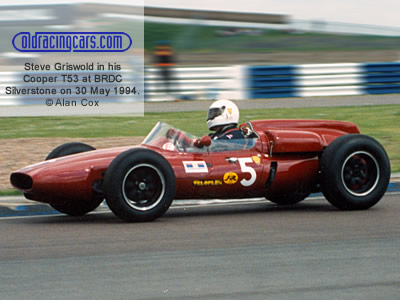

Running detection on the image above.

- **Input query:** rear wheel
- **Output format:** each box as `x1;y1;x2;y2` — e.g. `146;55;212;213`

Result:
320;134;390;210
46;142;103;216
104;148;176;222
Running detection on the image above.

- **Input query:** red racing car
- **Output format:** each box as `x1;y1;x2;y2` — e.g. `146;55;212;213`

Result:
10;120;390;222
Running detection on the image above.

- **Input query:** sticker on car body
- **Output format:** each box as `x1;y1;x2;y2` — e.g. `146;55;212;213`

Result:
183;161;208;173
193;179;222;186
223;172;238;184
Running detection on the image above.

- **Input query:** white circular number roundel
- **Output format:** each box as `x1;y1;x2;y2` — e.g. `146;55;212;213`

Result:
162;143;176;151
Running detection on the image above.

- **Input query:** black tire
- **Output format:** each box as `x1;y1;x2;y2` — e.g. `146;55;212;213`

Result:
46;142;103;216
267;192;309;205
46;142;95;160
50;200;103;217
103;148;176;222
320;134;390;210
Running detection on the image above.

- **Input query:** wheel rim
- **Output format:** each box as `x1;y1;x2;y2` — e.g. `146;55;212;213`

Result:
122;164;165;211
341;151;380;197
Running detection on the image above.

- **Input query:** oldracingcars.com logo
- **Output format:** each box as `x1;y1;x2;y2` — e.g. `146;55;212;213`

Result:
12;32;132;52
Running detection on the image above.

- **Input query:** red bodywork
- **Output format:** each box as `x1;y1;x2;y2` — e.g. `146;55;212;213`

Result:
10;120;360;205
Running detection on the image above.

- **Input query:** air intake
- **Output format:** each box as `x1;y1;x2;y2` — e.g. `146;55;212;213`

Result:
10;173;33;190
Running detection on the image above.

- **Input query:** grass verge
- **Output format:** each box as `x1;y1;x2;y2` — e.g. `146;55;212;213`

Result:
0;190;23;197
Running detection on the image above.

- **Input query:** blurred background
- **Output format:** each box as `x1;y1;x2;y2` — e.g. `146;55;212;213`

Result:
2;2;400;62
1;0;400;105
1;0;400;66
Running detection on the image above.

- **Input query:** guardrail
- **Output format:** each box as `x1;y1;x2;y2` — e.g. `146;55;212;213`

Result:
248;62;400;98
144;65;246;101
1;62;400;106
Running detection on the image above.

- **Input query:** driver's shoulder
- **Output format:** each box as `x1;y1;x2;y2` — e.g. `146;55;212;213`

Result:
224;128;244;139
209;126;244;140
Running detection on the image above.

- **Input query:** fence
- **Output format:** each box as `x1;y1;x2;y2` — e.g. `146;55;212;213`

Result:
1;62;400;106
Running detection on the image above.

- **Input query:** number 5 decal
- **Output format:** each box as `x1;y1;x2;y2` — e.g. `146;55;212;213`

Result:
238;157;256;186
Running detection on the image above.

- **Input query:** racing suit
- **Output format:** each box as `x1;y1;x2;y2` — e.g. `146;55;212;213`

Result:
209;124;245;140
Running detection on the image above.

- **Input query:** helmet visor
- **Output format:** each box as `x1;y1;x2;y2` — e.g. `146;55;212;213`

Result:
207;106;225;121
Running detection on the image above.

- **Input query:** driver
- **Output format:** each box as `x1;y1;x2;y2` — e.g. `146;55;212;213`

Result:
206;99;244;141
166;99;245;149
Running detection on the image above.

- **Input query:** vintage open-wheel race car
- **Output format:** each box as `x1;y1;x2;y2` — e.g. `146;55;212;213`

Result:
10;120;391;222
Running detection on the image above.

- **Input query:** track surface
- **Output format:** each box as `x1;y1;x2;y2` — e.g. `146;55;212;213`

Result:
1;194;399;299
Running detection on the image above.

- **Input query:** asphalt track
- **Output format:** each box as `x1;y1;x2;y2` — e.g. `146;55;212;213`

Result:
0;193;399;299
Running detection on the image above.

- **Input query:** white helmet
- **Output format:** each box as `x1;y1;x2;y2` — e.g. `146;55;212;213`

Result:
207;99;239;131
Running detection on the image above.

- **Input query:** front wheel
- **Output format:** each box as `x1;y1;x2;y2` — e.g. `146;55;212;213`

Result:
50;199;103;217
46;142;103;216
46;142;95;160
103;148;176;222
320;134;390;210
